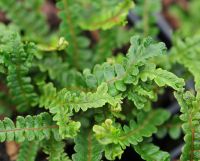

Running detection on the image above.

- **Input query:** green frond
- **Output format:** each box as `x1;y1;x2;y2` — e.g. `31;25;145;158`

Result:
0;112;60;142
119;110;170;146
93;109;170;160
77;0;134;30
42;138;71;161
72;129;103;161
37;37;69;52
127;36;166;64
171;36;200;97
83;36;184;110
57;0;91;69
39;82;80;138
140;67;185;91
17;141;39;161
39;83;57;109
0;24;38;112
134;143;170;161
36;54;80;88
156;115;182;140
175;91;200;161
36;54;85;88
39;82;121;138
127;81;156;110
104;144;124;160
84;36;167;91
57;0;134;69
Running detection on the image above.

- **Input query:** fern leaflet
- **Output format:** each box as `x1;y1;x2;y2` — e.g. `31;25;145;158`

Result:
17;141;39;161
72;129;103;161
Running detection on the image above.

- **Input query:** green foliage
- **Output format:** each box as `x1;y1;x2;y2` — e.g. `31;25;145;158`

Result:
77;0;134;30
156;115;182;140
168;0;200;37
162;5;200;160
170;36;200;98
83;36;184;111
92;27;135;64
42;138;71;161
36;53;80;88
134;142;170;161
83;35;183;92
0;112;59;142
57;0;91;69
35;35;184;160
133;0;161;36
0;24;38;112
39;82;120;138
175;91;200;161
0;0;49;42
37;37;69;52
72;129;103;161
0;0;197;160
140;68;184;91
57;0;134;69
17;141;39;161
93;109;170;160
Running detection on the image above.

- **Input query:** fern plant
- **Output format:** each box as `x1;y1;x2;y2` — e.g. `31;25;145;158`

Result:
0;0;199;161
0;24;184;160
175;91;200;161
